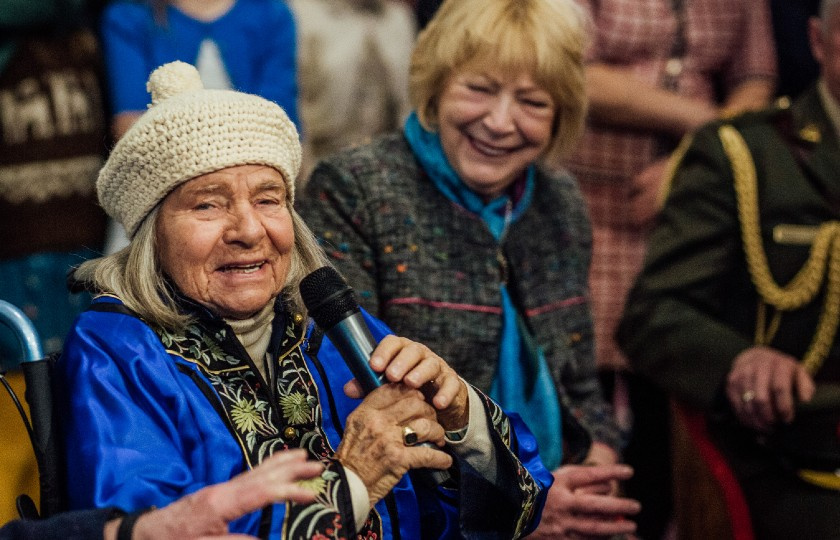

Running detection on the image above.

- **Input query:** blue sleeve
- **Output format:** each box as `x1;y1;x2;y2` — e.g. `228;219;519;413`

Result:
55;309;269;535
56;311;234;511
251;0;299;127
507;410;554;534
100;2;156;114
57;305;349;538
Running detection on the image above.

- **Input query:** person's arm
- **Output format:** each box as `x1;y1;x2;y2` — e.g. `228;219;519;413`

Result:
104;450;323;540
0;508;122;540
616;123;753;409
56;309;355;538
251;1;299;127
455;388;553;538
720;0;777;112
722;78;775;116
58;318;232;513
0;452;322;540
99;3;156;139
338;325;552;539
585;64;720;137
382;340;550;538
544;174;623;455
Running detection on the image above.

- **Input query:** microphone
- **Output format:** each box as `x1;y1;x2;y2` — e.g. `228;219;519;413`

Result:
299;266;451;486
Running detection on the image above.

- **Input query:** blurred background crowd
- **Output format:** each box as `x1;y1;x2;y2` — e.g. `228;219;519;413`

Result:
0;0;831;538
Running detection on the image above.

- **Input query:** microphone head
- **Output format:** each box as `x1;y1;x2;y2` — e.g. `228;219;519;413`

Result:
299;266;360;329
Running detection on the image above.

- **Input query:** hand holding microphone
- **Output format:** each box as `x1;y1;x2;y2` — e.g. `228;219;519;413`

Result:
300;267;463;490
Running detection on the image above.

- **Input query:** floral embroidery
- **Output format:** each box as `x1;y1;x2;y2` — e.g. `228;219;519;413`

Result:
160;323;240;367
230;395;269;435
153;305;541;538
156;312;383;539
280;392;311;425
479;389;542;538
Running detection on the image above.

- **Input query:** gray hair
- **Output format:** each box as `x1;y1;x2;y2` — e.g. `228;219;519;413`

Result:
73;206;329;332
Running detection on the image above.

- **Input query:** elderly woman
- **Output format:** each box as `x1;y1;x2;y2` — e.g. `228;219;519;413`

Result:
297;0;640;537
56;61;550;539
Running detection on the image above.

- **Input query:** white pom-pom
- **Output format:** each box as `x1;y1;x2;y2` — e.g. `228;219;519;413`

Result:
146;61;204;106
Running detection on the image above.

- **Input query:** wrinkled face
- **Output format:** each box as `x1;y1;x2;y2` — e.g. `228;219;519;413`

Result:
811;7;840;103
156;165;294;319
436;64;556;200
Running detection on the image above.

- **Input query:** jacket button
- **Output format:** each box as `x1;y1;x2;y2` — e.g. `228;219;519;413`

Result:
284;427;299;440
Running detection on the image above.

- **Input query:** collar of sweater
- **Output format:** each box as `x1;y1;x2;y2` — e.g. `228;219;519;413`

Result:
225;302;275;368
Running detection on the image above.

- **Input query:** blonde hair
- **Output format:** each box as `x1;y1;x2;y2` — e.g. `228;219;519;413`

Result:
73;204;329;332
409;0;590;160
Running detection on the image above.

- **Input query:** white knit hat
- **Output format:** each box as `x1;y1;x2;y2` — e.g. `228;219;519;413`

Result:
97;61;301;238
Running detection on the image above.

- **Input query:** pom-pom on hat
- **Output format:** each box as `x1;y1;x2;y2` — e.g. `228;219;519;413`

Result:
97;61;301;238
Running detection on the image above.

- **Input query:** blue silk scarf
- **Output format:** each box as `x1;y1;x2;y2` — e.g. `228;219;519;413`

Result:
404;113;563;469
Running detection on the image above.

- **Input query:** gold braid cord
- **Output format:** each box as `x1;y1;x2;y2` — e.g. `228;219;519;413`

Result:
718;125;840;375
659;133;694;208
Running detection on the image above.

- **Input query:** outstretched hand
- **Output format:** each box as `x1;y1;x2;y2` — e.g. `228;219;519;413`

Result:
109;449;324;540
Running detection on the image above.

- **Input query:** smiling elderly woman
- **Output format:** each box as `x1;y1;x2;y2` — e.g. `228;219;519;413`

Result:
57;61;550;539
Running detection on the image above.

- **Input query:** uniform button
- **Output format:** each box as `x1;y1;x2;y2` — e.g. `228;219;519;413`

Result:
568;332;582;344
284;427;299;440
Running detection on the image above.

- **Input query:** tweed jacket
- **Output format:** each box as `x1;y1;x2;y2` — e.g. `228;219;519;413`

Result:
617;85;840;470
299;133;621;455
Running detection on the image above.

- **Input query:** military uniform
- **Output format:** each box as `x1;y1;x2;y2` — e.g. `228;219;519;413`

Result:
617;83;840;539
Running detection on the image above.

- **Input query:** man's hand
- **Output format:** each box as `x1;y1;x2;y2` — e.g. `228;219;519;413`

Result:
726;346;816;432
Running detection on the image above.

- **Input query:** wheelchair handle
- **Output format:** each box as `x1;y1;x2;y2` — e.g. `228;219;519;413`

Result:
0;300;43;363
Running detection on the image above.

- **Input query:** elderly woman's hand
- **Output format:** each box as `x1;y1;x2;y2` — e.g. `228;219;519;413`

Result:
336;383;453;506
344;335;470;431
110;450;323;540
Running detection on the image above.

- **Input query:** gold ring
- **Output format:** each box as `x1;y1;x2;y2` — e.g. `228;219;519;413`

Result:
402;425;418;446
741;390;756;403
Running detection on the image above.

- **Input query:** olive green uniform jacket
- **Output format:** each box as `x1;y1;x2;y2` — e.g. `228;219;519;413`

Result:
620;84;840;407
617;84;840;536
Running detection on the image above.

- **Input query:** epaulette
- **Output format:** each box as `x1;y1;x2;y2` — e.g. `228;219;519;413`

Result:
658;98;791;204
719;96;792;129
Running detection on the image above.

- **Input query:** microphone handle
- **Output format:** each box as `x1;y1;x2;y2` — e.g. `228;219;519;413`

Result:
325;317;452;486
326;315;383;394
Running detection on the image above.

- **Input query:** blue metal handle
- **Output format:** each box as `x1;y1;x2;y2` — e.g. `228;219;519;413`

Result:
0;300;43;363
